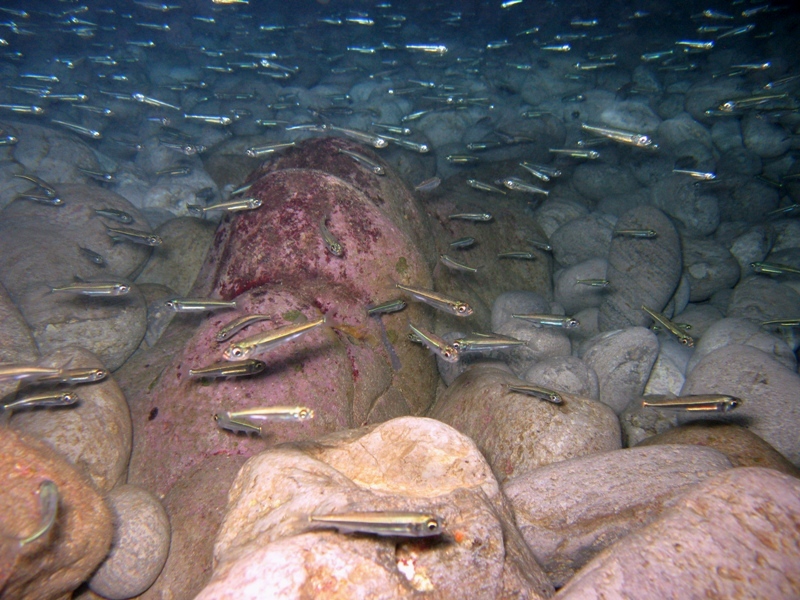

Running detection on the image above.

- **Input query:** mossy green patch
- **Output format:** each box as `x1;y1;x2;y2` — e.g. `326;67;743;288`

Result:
282;309;302;321
395;256;409;275
386;329;398;344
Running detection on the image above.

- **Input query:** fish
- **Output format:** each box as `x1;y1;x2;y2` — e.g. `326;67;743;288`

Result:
14;174;57;198
213;413;263;435
366;299;407;316
319;215;344;257
372;123;412;136
408;323;459;363
641;394;740;412
33;367;107;385
181;114;232;126
641;305;695;347
672;168;716;180
95;208;134;224
223;317;326;360
765;204;800;218
498;252;536;260
751;262;800;276
439;254;478;273
576;279;610;287
131;92;181;111
580;123;654;148
156;165;192;177
505;383;563;404
414;177;442;192
0;364;62;384
327;125;387;148
449;237;475;249
1;391;79;413
245;142;296;158
528;240;553;252
216;314;273;342
226;405;314;421
676;40;714;50
467;179;505;195
188;197;262;215
78;167;116;183
165;298;237;312
16;193;64;207
308;511;444;537
502;177;549;195
106;226;162;246
405;43;448;54
512;314;580;328
0;104;45;115
396;284;473;317
760;318;800;328
18;480;59;547
613;229;658;239
445;154;481;164
451;332;524;353
447;213;493;222
50;119;102;140
548;148;600;159
50;281;130;296
189;359;266;378
338;148;385;175
377;134;429;153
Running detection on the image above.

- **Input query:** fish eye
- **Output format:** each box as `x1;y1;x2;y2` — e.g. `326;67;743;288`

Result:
231;347;243;358
118;285;130;294
457;305;467;314
426;519;439;531
165;300;175;308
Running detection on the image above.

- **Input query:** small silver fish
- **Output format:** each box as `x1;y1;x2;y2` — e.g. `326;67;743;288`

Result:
165;298;237;312
613;229;658;239
397;284;473;317
327;125;387;148
760;318;800;328
131;92;181;111
50;119;102;139
467;179;506;195
449;237;476;249
439;254;478;273
505;383;563;404
308;511;444;537
223;317;326;360
34;367;107;385
0;364;62;384
107;226;162;246
216;314;273;342
451;332;524;353
414;177;441;192
319;214;344;257
641;305;694;347
367;299;407;316
50;281;130;296
18;480;59;546
498;252;535;260
95;208;134;224
408;323;459;363
751;262;800;276
576;279;610;287
641;394;740;412
529;240;553;252
580;123;653;148
548;148;600;159
189;359;266;378
501;177;549;195
512;314;580;328
188;197;262;215
447;213;493;222
338;148;385;175
1;391;79;413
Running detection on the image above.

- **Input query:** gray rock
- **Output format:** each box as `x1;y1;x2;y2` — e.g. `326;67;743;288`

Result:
671;302;723;339
598;206;682;330
491;291;551;332
582;327;660;414
727;276;800;324
596;190;649;218
496;318;572;376
533;199;589;239
551;213;616;268
571;307;600;347
717;177;780;222
716;147;763;178
742;113;792;158
650;174;719;236
571;163;639;203
418;109;474;149
0;281;38;400
135;217;218;297
504;445;732;587
197;416;554;600
684;78;744;122
710;119;743;153
656;93;684;120
599;100;661;133
619;396;679;447
773;219;800;253
430;363;620;482
523;355;599;400
16;282;147;371
10;347;132;492
10;122;101;184
556;468;800;600
0;185;153;301
643;338;693;396
682;344;800;466
682;238;740;302
709;287;734;315
554;258;609;314
728;224;775;274
656;112;712;154
662;273;691;319
89;485;170;600
686;317;796;375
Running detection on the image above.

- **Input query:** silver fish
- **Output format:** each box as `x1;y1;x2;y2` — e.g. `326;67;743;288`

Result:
188;197;262;215
467;179;506;195
641;394;740;412
189;359;266;378
34;367;107;385
1;391;79;413
18;480;59;546
397;284;473;317
95;208;134;224
308;511;444;537
106;226;162;246
216;314;273;342
451;332;524;353
512;314;580;328
50;119;102;140
449;237;475;249
223;317;326;360
501;177;549;195
245;142;295;158
580;123;653;148
50;281;130;296
367;299;407;316
0;364;62;384
447;213;493;222
414;177;442;192
613;229;658;239
408;323;459;363
641;305;694;347
439;254;478;273
498;252;535;260
505;383;563;404
327;125;387;148
338;148;385;175
165;298;237;312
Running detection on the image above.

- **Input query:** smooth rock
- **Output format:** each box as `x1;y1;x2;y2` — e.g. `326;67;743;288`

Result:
491;291;551;332
534;199;589;239
742;113;792;158
571;163;638;204
10;347;132;492
717;176;780;222
598;206;682;330
522;355;599;401
599;100;661;133
0;427;113;599
686;317;796;374
773;219;800;253
650;174;719;236
619;396;679;447
663;272;690;318
89;485;170;600
10;122;101;185
553;258;608;314
683;78;743;122
504;445;732;587
135;216;217;297
726;276;800;324
728;224;775;274
716;147;762;178
429;363;620;481
495;318;572;376
710;119;742;153
681;344;800;466
582;327;660;414
555;468;800;600
550;213;615;268
670;302;723;340
197;417;554;600
16;281;147;371
682;238;740;302
643;337;693;397
636;423;800;477
656;112;712;153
